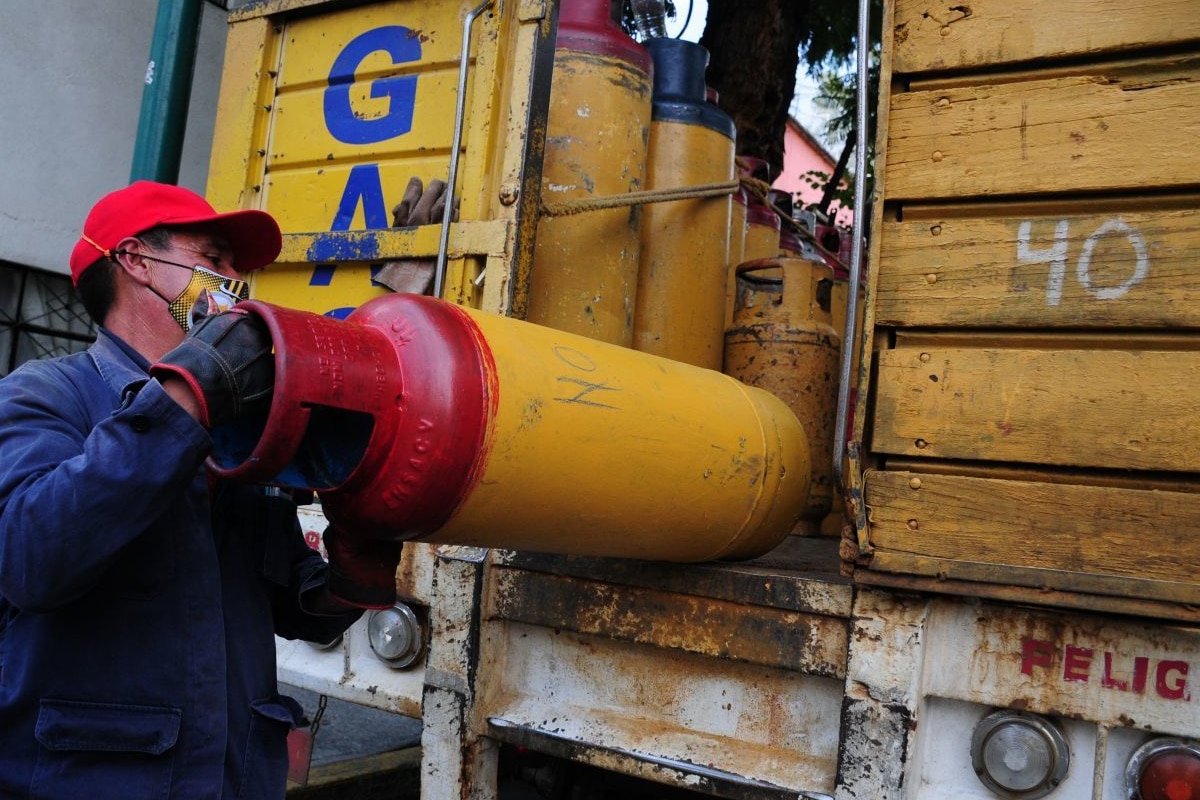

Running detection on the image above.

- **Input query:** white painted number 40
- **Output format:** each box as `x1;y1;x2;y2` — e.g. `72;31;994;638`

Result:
1016;219;1150;306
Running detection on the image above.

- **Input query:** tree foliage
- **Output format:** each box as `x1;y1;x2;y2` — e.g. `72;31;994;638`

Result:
620;0;882;212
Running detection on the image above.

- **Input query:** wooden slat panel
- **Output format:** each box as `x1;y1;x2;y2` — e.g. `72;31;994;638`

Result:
892;0;1200;75
858;567;1200;624
884;56;1200;200
875;201;1200;327
864;470;1200;603
871;346;1200;470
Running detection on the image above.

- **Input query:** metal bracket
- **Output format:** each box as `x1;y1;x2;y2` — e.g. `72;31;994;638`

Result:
845;441;872;557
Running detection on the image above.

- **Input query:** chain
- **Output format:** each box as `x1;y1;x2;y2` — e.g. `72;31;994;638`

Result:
310;694;328;736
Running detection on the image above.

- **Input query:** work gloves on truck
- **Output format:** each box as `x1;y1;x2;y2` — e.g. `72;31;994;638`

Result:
151;310;402;610
374;177;448;296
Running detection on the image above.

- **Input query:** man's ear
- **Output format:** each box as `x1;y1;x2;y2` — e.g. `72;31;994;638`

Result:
111;236;154;287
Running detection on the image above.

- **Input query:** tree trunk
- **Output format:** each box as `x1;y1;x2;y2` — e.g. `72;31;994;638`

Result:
700;0;808;179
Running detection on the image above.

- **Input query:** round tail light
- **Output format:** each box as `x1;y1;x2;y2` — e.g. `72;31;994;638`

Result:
971;710;1070;798
1126;739;1200;800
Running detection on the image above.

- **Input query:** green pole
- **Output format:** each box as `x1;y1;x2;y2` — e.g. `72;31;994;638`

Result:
130;0;204;184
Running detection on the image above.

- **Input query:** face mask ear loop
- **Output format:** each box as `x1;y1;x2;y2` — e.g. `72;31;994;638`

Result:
82;233;124;262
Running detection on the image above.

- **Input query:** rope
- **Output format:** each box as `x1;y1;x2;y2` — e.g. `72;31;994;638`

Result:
537;163;848;271
539;180;739;218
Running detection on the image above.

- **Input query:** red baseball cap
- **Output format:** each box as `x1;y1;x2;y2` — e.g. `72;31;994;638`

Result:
69;181;282;285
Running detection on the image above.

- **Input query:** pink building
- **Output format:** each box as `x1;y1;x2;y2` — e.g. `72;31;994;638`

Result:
772;116;852;227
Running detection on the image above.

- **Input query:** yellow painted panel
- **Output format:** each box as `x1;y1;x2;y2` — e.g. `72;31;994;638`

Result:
885;56;1200;200
892;0;1200;75
864;470;1200;601
268;70;464;167
871;346;1200;470
212;0;486;233
207;17;280;211
272;1;468;89
262;157;450;232
875;200;1200;327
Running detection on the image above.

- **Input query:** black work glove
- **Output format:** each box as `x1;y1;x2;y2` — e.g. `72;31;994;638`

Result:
323;525;404;610
150;308;274;428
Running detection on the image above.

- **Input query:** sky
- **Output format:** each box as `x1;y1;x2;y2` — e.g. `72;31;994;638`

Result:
660;0;838;151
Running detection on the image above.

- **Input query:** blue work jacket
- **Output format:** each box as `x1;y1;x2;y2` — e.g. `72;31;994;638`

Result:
0;329;361;799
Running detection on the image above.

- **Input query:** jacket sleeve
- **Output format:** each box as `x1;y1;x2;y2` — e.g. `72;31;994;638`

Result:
0;362;210;612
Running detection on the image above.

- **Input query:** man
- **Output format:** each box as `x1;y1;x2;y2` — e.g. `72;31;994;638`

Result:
0;181;398;799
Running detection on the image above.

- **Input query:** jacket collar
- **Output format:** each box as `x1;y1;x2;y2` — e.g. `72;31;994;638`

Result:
88;328;151;401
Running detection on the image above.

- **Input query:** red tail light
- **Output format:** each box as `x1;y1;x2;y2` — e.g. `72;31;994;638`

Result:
1127;739;1200;800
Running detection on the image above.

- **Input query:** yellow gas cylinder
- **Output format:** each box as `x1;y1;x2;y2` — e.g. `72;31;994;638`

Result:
632;38;736;370
526;0;651;346
724;184;748;331
211;294;810;563
740;158;781;263
724;256;840;534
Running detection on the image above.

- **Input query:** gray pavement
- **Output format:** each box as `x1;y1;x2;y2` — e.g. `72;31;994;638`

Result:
282;683;423;768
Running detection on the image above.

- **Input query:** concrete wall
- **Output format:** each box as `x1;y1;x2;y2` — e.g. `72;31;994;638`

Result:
0;1;232;275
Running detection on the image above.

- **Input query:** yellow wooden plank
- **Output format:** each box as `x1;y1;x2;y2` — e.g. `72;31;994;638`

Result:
206;17;279;210
884;56;1200;200
863;470;1200;603
871;346;1200;470
269;70;466;167
892;0;1200;75
858;565;1200;623
273;0;469;89
250;221;507;314
264;158;452;232
273;220;508;262
875;199;1200;327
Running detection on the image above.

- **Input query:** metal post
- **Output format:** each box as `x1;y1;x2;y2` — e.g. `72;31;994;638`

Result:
130;0;204;184
832;0;872;487
434;0;493;300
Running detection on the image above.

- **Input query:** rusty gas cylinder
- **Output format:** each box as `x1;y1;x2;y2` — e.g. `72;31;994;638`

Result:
724;256;840;533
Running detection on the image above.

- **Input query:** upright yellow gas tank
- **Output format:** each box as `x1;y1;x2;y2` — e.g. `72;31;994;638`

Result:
724;256;840;534
632;37;736;370
527;0;651;346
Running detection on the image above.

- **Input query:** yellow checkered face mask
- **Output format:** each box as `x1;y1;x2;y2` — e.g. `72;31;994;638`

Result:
168;266;250;331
